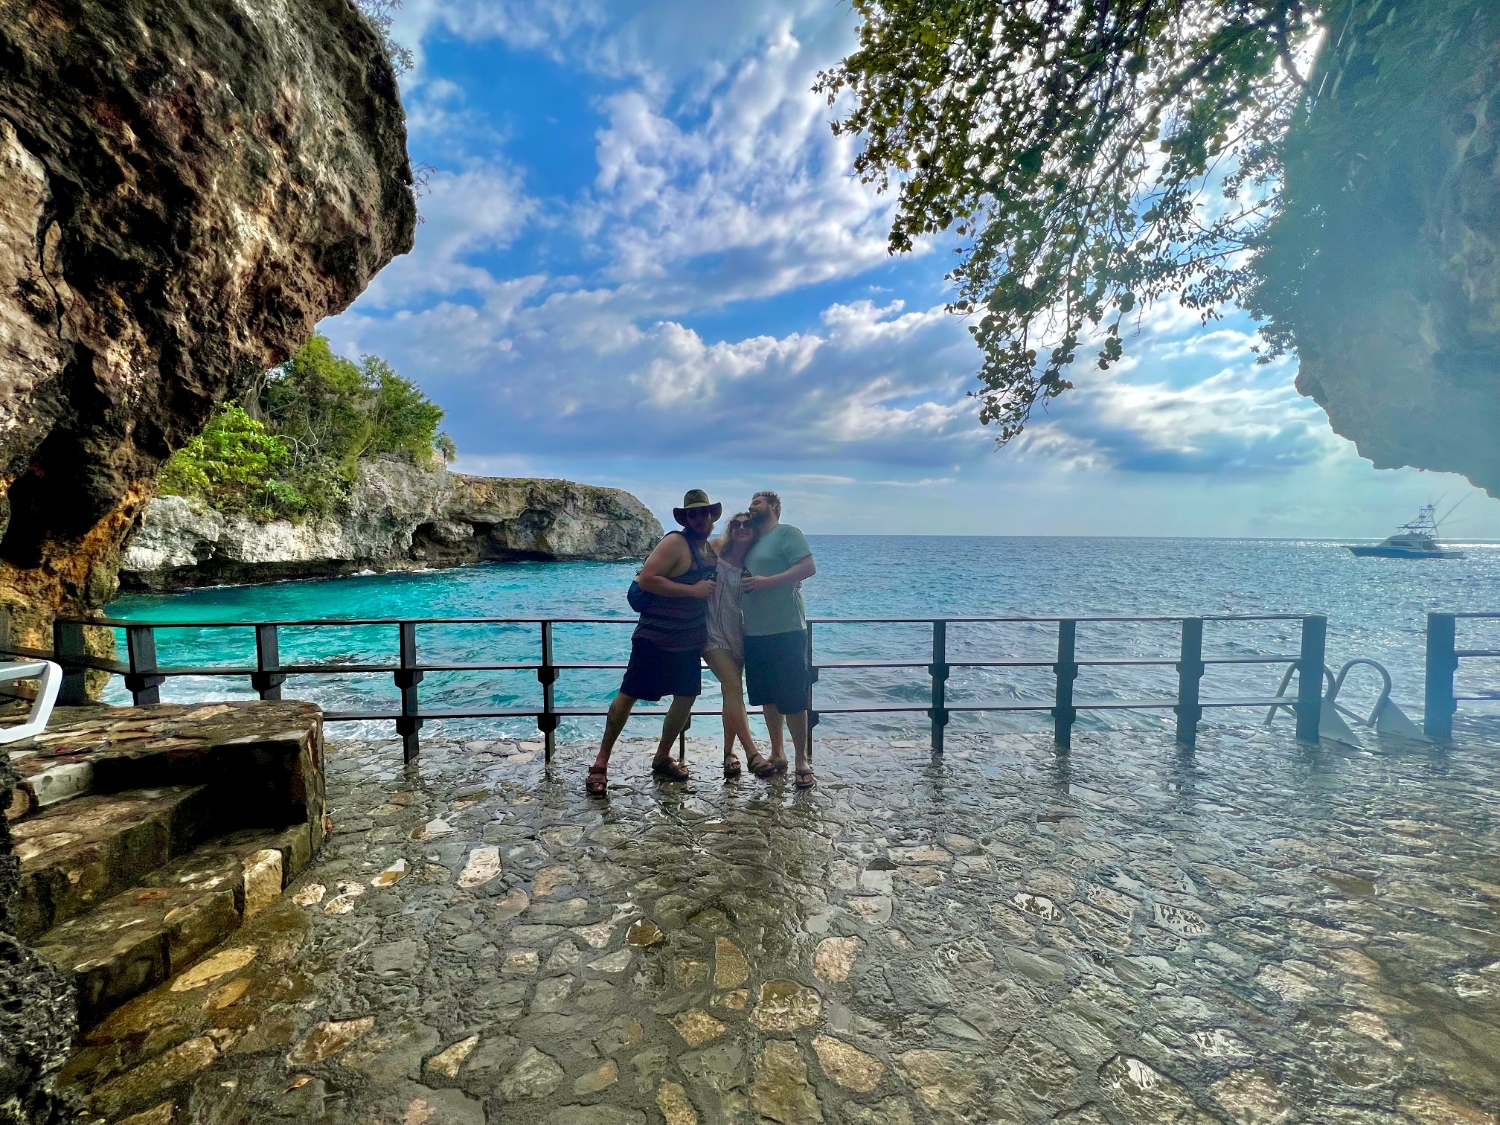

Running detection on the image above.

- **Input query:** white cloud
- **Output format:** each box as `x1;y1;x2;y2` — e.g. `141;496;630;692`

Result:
330;0;1359;495
359;165;536;307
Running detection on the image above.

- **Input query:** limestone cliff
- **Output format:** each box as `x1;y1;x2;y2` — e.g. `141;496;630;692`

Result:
119;461;664;590
0;0;416;647
1253;0;1500;494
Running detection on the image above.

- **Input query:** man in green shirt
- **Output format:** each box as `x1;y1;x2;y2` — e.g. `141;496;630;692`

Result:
741;490;818;787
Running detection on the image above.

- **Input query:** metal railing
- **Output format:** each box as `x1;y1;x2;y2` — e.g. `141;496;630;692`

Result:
0;611;1328;760
1424;611;1500;739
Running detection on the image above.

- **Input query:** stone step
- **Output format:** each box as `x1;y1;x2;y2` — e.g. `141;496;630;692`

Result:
8;700;325;835
12;785;214;941
32;823;314;1027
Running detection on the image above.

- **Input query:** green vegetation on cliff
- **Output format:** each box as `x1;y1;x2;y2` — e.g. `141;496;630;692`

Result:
158;336;452;520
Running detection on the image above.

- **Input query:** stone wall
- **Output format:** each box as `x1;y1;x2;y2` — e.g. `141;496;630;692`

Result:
119;461;665;590
0;0;415;646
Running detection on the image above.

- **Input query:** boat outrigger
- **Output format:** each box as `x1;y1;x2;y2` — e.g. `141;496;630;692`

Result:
1348;504;1464;559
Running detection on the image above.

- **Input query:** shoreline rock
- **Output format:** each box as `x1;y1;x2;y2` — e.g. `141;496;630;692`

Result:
119;460;663;591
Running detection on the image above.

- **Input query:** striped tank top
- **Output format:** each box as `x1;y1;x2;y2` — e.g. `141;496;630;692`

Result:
633;532;715;652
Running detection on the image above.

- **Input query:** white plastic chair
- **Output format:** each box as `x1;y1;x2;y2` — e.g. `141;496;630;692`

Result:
0;660;62;744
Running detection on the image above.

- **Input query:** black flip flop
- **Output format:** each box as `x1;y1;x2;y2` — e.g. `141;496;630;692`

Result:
795;767;816;790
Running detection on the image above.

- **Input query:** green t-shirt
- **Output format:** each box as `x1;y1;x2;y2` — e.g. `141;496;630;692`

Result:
742;523;813;636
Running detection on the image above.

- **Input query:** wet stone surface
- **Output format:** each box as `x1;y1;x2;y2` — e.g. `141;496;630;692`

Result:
60;726;1500;1123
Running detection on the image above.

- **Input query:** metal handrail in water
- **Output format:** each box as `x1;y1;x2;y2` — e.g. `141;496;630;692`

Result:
12;612;1329;761
1424;611;1500;738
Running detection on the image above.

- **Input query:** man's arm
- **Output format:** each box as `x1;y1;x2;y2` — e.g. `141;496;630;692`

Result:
639;535;715;599
742;554;814;594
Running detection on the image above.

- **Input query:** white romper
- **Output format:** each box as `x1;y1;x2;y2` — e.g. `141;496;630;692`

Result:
704;556;746;663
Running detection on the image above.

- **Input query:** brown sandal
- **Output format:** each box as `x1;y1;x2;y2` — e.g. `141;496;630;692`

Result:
651;757;691;782
795;767;817;790
585;766;608;796
746;752;778;779
724;755;742;779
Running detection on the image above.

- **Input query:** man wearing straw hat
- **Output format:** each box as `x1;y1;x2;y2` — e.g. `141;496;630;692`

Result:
586;489;720;796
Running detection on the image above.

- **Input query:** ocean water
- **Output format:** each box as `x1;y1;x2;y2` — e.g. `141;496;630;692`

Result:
102;536;1500;741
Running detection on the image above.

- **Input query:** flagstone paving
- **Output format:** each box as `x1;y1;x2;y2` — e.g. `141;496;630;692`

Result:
60;724;1500;1123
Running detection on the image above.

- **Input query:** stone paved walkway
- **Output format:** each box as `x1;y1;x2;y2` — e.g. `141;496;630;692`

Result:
65;724;1500;1124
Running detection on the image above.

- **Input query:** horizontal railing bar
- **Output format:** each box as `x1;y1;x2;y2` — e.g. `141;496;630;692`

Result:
1075;658;1177;667
326;706;788;722
816;660;931;669
0;645;128;674
1202;655;1301;665
103;654;1311;678
1455;649;1500;658
948;660;1057;668
68;612;1320;630
76;616;638;629
343;697;1305;721
810;614;1317;625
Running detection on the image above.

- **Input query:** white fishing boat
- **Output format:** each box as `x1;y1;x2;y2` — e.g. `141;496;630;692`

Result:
1348;505;1464;559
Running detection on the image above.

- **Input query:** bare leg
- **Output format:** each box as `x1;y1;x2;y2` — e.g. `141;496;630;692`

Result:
785;710;811;773
653;694;696;770
704;648;757;765
764;704;788;766
589;692;636;790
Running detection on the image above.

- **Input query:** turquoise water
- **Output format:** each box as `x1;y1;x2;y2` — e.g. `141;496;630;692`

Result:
103;536;1500;740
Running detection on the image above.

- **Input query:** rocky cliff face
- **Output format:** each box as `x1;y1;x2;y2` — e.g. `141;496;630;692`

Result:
0;0;416;646
119;461;664;590
1256;0;1500;494
0;757;76;1125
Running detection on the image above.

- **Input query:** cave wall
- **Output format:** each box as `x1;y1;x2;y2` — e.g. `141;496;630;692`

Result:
0;754;77;1125
1259;0;1500;494
0;0;417;647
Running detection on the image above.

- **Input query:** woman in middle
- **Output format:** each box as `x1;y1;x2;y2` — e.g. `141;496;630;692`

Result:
703;512;776;778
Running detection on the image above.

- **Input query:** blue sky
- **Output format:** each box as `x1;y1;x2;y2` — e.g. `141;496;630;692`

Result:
322;0;1500;538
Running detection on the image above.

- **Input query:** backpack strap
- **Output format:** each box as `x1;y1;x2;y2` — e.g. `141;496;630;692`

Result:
665;529;710;573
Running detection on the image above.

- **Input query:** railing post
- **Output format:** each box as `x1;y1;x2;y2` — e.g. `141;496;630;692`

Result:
123;624;165;706
806;622;817;762
537;621;559;763
53;618;89;706
395;622;423;762
1295;614;1326;743
1174;617;1204;749
1053;619;1077;751
928;620;949;755
252;624;286;701
1424;612;1457;740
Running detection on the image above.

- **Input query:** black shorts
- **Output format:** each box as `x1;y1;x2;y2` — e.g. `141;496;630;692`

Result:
744;630;811;714
620;637;701;702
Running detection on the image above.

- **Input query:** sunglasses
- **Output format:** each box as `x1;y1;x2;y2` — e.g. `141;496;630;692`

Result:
729;520;753;530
